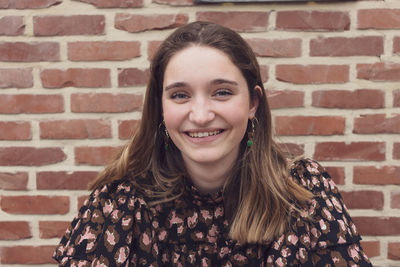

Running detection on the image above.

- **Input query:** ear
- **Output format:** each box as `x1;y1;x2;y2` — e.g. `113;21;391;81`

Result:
249;85;262;119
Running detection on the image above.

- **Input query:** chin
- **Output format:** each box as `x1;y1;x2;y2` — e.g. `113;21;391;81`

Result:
189;156;221;164
182;151;223;164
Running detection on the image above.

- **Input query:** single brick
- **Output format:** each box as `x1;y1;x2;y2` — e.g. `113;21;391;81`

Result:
388;242;400;260
247;38;302;57
0;0;61;9
0;121;30;140
1;195;69;214
357;63;400;81
0;68;33;88
354;166;400;185
266;90;304;109
39;221;69;239
0;42;59;62
152;0;193;5
395;90;400;107
0;221;31;240
275;116;345;136
314;142;385;161
393;36;400;54
75;0;143;8
196;11;269;32
41;68;110;88
341;190;384;210
0;147;66;166
71;93;142;113
394;143;400;159
391;191;400;209
276;11;350;31
37;171;98;190
0;94;64;114
310;36;383;56
0;16;24;35
40;119;111;139
358;9;400;29
68;41;140;61
276;64;349;84
0;245;56;264
75;146;121;166
118;68;149;87
353;217;400;236
312;89;384;109
115;13;188;33
354;114;400;134
33;15;105;36
0;172;28;190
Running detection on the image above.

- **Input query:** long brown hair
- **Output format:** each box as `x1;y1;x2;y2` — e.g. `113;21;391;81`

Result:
89;21;312;243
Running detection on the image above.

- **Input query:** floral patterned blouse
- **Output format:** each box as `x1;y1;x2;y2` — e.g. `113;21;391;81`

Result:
54;159;372;266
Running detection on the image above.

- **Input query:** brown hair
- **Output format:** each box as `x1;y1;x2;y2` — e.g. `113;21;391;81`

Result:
89;21;312;243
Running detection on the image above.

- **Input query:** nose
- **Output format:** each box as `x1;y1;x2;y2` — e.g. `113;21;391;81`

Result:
189;97;215;125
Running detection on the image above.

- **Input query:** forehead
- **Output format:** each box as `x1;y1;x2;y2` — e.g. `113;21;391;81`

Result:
163;45;245;86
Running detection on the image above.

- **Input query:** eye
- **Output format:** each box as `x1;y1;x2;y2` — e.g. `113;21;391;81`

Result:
214;89;232;97
171;92;189;100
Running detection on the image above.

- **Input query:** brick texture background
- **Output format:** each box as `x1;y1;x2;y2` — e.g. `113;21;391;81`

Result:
0;0;399;266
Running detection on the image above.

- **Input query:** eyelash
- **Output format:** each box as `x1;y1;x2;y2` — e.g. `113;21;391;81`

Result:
171;92;188;99
214;89;232;97
169;88;233;100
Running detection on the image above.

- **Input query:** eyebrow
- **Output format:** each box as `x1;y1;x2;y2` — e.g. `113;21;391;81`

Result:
164;82;188;91
164;79;238;91
211;78;239;86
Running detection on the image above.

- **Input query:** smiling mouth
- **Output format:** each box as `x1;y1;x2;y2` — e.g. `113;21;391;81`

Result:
186;130;223;138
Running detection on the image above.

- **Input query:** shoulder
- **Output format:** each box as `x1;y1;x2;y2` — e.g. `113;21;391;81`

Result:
104;177;149;211
82;177;149;218
288;158;362;248
281;159;372;265
101;177;147;204
288;158;335;194
53;177;148;265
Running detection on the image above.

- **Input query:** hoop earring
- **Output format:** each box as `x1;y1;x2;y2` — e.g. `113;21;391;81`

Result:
247;118;257;147
159;121;170;151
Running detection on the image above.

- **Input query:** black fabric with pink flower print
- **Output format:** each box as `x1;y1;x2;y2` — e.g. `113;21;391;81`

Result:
53;159;372;266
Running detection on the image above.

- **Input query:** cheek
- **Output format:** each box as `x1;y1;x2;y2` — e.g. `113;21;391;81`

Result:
224;100;251;123
233;108;252;136
221;108;249;134
236;117;250;137
162;102;183;132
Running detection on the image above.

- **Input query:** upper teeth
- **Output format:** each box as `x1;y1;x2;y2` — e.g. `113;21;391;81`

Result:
188;131;221;138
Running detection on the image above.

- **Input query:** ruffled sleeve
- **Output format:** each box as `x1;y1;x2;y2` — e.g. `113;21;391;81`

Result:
288;159;372;266
53;180;141;266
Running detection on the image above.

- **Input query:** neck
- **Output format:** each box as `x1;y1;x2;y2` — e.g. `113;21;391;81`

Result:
183;155;237;194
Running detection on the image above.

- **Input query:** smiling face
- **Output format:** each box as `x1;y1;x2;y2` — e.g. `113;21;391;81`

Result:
162;45;258;173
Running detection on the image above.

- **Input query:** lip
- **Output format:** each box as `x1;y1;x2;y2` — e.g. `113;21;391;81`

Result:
183;128;225;144
184;128;223;133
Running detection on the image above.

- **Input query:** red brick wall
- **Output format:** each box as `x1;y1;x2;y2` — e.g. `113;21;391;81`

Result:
0;0;399;265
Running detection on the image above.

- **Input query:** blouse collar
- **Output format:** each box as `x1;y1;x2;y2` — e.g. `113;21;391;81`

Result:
183;177;224;206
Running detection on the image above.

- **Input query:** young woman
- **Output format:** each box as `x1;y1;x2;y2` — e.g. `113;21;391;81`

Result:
54;21;372;266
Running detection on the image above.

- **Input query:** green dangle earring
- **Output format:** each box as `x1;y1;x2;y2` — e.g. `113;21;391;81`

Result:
247;118;256;147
